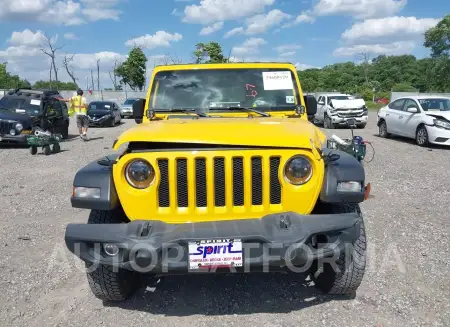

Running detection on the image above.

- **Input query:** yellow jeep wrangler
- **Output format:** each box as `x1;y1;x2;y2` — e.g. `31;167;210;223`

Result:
65;62;369;302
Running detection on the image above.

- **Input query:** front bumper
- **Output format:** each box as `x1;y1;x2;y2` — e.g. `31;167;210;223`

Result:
330;114;368;125
65;211;361;274
88;116;113;126
120;108;133;116
427;126;450;146
0;133;28;143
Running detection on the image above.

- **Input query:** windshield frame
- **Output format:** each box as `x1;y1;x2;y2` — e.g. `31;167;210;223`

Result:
148;67;302;113
417;98;450;111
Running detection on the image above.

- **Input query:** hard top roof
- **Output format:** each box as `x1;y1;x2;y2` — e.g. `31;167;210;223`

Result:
5;88;60;99
152;62;297;72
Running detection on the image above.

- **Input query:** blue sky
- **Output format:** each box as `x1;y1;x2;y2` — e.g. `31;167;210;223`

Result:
0;0;448;88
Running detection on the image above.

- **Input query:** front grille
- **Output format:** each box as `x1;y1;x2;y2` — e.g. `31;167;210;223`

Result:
0;120;15;135
157;155;282;209
335;110;365;118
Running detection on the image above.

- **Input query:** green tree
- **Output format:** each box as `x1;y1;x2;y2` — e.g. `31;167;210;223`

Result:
424;14;450;91
0;63;30;89
115;47;148;91
194;42;229;63
32;80;78;90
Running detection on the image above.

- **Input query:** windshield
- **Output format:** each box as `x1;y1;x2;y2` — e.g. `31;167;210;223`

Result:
88;102;113;111
149;68;300;113
327;95;354;104
123;99;136;105
418;98;450;111
0;96;42;114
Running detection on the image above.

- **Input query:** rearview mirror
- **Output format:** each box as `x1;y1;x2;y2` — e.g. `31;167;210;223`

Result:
303;95;317;116
133;98;146;124
406;106;419;113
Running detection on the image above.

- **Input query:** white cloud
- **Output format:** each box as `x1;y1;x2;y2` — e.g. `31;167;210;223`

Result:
0;0;123;25
125;31;183;49
224;27;245;38
182;0;275;24
313;0;407;19
342;16;440;44
279;51;296;57
223;9;292;37
274;44;302;53
64;33;79;40
245;9;292;34
231;37;267;56
283;11;316;28
199;21;224;35
8;29;46;47
333;41;416;56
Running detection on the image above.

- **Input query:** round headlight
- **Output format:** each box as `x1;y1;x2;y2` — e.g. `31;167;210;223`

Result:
125;159;155;189
10;129;16;136
15;123;23;132
284;155;313;185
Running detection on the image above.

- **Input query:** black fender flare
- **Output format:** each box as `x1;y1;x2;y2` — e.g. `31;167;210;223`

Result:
319;149;366;204
71;154;120;210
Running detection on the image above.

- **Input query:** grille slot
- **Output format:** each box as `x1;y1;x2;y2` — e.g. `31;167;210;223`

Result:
213;158;226;207
251;157;263;205
232;158;244;206
195;158;207;207
0;120;15;135
156;155;282;211
176;159;188;207
157;159;170;207
270;157;282;204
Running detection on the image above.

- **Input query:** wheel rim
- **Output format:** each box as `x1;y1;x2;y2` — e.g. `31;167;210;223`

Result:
417;128;427;144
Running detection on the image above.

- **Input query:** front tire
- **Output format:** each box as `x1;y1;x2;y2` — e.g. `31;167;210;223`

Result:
85;209;142;302
309;204;366;295
324;114;334;129
62;121;69;139
378;120;389;138
416;125;429;147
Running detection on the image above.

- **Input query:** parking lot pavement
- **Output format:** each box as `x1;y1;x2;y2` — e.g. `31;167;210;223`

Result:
0;112;449;327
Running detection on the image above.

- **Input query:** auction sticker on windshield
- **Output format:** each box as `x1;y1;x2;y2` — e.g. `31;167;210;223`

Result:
188;239;243;270
30;99;41;106
262;71;294;90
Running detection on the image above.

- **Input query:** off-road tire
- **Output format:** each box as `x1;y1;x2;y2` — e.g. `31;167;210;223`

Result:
416;125;429;147
62;121;69;139
324;114;334;129
378;120;389;138
85;209;141;302
42;145;51;156
309;204;366;295
52;143;60;153
358;123;367;129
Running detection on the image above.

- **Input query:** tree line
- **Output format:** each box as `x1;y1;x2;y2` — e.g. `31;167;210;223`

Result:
1;14;448;98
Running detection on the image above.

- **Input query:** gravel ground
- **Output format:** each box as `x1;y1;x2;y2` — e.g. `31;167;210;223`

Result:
0;112;449;327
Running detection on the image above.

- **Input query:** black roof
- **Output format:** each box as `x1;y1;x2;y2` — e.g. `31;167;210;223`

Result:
5;88;61;98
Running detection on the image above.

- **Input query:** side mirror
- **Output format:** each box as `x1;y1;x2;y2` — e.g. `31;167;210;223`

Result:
303;95;317;116
133;98;146;124
406;106;419;113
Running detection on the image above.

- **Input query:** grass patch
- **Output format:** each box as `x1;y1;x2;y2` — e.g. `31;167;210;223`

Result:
366;102;384;111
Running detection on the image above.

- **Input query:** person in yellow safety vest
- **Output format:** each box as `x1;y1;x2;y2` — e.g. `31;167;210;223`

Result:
62;88;89;140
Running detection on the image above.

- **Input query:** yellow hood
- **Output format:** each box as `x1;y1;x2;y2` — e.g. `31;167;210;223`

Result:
113;117;327;150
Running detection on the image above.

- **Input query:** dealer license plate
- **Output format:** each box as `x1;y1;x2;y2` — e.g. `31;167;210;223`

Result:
188;239;243;270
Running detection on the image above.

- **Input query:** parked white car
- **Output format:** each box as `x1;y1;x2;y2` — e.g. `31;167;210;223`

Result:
377;96;450;146
314;93;368;129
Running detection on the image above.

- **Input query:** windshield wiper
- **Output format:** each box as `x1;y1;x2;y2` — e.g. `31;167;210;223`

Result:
155;108;209;117
211;106;271;117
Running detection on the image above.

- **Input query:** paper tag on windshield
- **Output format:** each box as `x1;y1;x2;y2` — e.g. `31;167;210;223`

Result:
30;99;41;106
262;71;293;90
105;105;110;108
16;109;26;113
286;96;294;103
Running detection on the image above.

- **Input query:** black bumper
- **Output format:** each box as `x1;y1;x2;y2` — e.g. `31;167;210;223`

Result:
65;211;361;274
0;133;28;143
